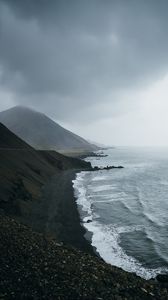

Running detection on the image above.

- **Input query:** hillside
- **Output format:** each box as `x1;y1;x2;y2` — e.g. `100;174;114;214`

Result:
0;106;97;152
0;122;31;149
0;216;167;300
0;123;91;219
0;126;167;300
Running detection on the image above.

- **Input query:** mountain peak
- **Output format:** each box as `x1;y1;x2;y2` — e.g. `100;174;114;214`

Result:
5;105;44;115
0;106;97;152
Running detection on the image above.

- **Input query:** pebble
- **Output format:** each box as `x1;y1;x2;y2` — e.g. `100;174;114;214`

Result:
0;216;167;300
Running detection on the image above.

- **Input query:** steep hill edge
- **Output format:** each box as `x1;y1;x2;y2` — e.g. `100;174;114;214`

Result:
0;106;98;152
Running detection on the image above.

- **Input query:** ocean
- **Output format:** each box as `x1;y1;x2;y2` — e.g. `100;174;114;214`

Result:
73;147;168;279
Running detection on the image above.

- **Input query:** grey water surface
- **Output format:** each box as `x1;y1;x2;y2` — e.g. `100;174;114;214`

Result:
73;147;168;279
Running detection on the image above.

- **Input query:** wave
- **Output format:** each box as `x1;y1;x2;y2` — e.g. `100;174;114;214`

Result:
73;171;168;280
91;175;107;181
84;220;168;279
89;185;116;193
73;172;92;216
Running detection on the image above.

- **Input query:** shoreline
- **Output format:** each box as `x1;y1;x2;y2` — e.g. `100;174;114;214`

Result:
19;169;97;257
1;167;168;298
1;215;167;299
73;156;168;281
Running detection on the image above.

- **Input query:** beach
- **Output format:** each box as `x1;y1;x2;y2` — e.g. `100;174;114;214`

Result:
19;170;95;256
0;159;168;298
1;215;168;299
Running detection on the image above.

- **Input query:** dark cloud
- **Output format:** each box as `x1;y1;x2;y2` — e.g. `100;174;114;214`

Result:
0;0;168;121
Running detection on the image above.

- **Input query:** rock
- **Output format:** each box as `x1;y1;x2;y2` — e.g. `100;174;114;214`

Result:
101;165;124;170
0;212;167;300
92;165;124;171
141;287;148;293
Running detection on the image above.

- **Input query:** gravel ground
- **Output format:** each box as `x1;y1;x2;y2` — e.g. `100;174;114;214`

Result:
0;216;168;300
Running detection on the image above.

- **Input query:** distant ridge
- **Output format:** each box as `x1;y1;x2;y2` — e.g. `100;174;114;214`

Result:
0;106;97;152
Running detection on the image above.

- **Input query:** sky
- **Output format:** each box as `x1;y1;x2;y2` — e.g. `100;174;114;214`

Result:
0;0;168;146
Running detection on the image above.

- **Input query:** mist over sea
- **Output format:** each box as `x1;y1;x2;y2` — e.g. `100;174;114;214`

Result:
73;147;168;279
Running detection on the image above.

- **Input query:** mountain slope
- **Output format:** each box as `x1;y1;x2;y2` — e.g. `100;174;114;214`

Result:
0;123;90;217
0;106;97;152
0;122;32;149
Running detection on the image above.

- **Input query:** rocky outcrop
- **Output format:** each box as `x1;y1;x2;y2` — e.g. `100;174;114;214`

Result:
92;165;124;171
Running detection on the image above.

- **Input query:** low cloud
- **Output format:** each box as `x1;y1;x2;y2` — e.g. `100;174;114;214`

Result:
0;0;168;144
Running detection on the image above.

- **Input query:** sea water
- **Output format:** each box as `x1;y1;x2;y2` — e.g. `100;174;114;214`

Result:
73;147;168;279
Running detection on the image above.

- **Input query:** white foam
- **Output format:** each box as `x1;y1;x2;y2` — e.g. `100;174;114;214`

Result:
85;221;168;279
83;215;93;223
73;171;168;280
91;193;123;200
93;199;120;203
92;176;107;182
90;185;116;193
117;224;145;234
73;172;92;216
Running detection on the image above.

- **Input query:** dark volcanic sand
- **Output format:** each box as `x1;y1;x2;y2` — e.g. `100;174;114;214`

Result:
0;170;168;299
22;170;95;255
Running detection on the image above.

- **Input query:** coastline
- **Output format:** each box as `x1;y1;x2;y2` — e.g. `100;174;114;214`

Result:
72;152;168;280
1;215;167;299
19;169;96;256
1;165;168;298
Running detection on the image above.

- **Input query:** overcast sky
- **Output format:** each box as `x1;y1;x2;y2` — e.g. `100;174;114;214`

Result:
0;0;168;146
